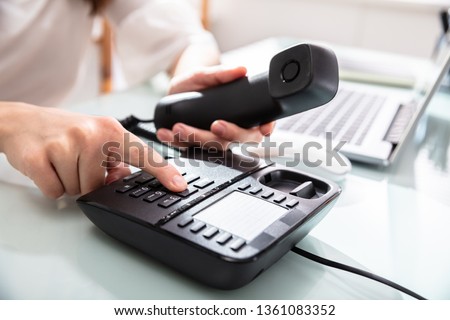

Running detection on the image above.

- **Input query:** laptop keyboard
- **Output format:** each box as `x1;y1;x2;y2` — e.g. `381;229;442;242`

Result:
383;101;417;144
278;88;386;145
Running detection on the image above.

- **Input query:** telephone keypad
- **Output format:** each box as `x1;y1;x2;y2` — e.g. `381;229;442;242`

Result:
116;168;305;254
134;174;155;184
143;191;166;203
193;178;214;189
158;195;182;208
116;184;137;193
129;186;151;198
148;180;162;188
177;186;198;198
122;171;142;182
183;173;200;184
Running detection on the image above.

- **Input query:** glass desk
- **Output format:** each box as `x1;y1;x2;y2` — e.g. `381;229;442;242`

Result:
1;76;449;300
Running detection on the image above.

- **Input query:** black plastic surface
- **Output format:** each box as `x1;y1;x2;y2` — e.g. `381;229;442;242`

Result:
153;43;338;130
77;149;341;289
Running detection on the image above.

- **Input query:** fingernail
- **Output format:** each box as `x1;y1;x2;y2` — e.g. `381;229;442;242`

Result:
172;123;186;134
172;175;187;190
265;127;274;136
157;129;172;142
173;124;187;139
212;121;226;137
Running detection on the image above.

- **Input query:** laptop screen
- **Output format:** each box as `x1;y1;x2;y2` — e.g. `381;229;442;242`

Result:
389;45;450;161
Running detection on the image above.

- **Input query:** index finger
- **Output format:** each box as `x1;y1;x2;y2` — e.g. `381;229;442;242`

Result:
105;131;187;192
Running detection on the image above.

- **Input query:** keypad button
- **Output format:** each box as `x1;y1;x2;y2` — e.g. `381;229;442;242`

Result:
179;203;193;211
238;183;251;191
203;227;219;239
143;191;166;203
190;221;206;233
177;217;194;228
193;178;214;189
230;238;246;251
216;232;232;245
261;190;274;199
129;186;151;198
116;184;137;193
184;174;200;184
148;180;162;188
273;195;287;203
122;171;142;182
158;195;181;208
249;186;262;195
177;186;198;198
286;199;299;208
134;174;155;184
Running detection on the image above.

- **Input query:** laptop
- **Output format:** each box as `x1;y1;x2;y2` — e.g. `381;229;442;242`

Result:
223;38;450;166
277;53;450;166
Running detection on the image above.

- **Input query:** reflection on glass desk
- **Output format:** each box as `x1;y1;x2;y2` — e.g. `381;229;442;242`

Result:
1;82;450;300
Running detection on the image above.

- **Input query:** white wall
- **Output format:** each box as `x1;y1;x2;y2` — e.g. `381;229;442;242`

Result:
207;0;449;57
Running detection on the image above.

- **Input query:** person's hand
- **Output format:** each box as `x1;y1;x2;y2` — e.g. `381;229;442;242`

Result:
0;103;187;198
156;66;275;149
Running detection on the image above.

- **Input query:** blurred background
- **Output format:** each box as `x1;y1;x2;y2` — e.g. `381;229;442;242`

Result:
197;0;447;58
71;0;449;104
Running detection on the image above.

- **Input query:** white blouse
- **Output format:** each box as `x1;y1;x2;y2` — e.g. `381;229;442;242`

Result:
0;0;216;188
0;0;216;107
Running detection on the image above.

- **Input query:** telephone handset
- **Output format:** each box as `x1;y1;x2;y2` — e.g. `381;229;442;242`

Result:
153;43;339;130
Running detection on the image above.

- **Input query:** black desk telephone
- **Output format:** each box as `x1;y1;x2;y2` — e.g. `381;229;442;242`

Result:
77;43;341;289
